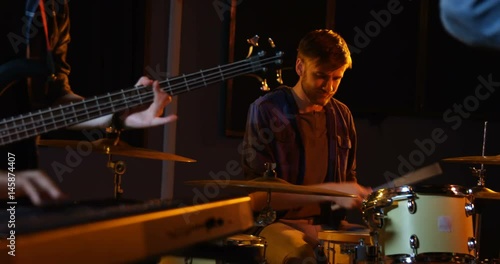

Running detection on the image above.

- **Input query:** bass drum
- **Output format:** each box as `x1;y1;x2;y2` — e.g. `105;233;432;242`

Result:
362;185;476;263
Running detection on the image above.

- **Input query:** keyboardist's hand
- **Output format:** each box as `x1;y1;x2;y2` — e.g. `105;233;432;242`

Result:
0;169;65;206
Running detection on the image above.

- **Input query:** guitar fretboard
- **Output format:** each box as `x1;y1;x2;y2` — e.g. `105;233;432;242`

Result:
0;51;283;146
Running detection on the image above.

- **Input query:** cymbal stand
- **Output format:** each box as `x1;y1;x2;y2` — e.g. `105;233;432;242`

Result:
469;121;488;260
255;191;276;226
255;163;277;226
470;121;488;188
105;127;126;199
108;156;126;199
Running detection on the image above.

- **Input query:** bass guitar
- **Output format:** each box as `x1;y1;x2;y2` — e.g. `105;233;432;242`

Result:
0;36;283;146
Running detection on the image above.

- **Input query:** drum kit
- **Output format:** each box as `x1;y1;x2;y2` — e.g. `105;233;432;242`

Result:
186;157;499;264
320;120;500;264
183;158;496;264
37;131;500;264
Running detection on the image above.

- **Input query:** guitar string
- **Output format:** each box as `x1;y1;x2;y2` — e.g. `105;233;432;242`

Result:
0;55;282;143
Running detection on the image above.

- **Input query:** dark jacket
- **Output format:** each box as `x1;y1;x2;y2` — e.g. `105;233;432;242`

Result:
0;0;72;170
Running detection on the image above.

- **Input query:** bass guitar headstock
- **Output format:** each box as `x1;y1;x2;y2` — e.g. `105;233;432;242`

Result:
244;35;284;91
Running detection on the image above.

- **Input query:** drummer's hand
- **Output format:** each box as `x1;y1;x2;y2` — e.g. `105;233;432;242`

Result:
0;170;65;206
321;182;372;209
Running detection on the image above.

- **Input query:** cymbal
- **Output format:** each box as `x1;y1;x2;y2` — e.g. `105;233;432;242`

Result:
37;138;196;163
469;186;500;200
442;155;500;165
185;177;357;197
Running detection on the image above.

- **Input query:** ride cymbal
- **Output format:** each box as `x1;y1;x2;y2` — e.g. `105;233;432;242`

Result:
185;177;357;197
37;138;196;162
442;155;500;165
469;186;500;200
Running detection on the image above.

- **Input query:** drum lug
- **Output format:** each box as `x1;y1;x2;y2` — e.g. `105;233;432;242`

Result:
355;237;382;263
407;198;416;214
465;202;475;217
467;237;477;252
363;208;385;229
375;209;385;229
409;234;419;256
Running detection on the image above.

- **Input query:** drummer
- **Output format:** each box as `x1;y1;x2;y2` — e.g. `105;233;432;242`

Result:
241;29;372;264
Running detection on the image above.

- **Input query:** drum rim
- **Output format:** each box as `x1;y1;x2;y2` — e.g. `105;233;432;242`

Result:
362;184;470;213
412;184;469;196
385;252;476;264
367;184;469;200
226;234;266;245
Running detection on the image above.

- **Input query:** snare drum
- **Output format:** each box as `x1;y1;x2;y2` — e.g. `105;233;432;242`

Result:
363;185;476;263
318;230;372;264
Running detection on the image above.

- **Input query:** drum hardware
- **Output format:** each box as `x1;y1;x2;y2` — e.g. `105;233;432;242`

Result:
362;185;476;263
186;162;357;226
254;162;278;226
108;158;126;199
38;129;196;199
468;238;478;253
365;209;386;230
442;121;500;262
331;163;443;212
362;185;418;231
355;231;383;263
318;230;383;264
407;197;416;214
465;200;476;218
409;235;419;256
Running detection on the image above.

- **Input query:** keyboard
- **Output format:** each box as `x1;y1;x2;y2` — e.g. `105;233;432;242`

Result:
0;196;254;263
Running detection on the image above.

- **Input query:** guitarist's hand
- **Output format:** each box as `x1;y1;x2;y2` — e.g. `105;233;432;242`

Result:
0;170;66;206
120;76;178;129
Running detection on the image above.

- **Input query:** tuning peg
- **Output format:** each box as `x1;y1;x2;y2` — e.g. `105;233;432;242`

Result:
276;69;283;85
247;35;260;47
268;38;276;48
260;79;270;92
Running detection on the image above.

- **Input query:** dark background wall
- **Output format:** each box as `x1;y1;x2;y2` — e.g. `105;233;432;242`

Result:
36;0;499;257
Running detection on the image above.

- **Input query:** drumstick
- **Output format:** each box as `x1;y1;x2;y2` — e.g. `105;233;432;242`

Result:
373;162;443;191
331;162;443;211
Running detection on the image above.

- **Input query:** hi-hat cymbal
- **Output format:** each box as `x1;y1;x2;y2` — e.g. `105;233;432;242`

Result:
442;155;500;165
38;138;196;162
185;177;357;197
